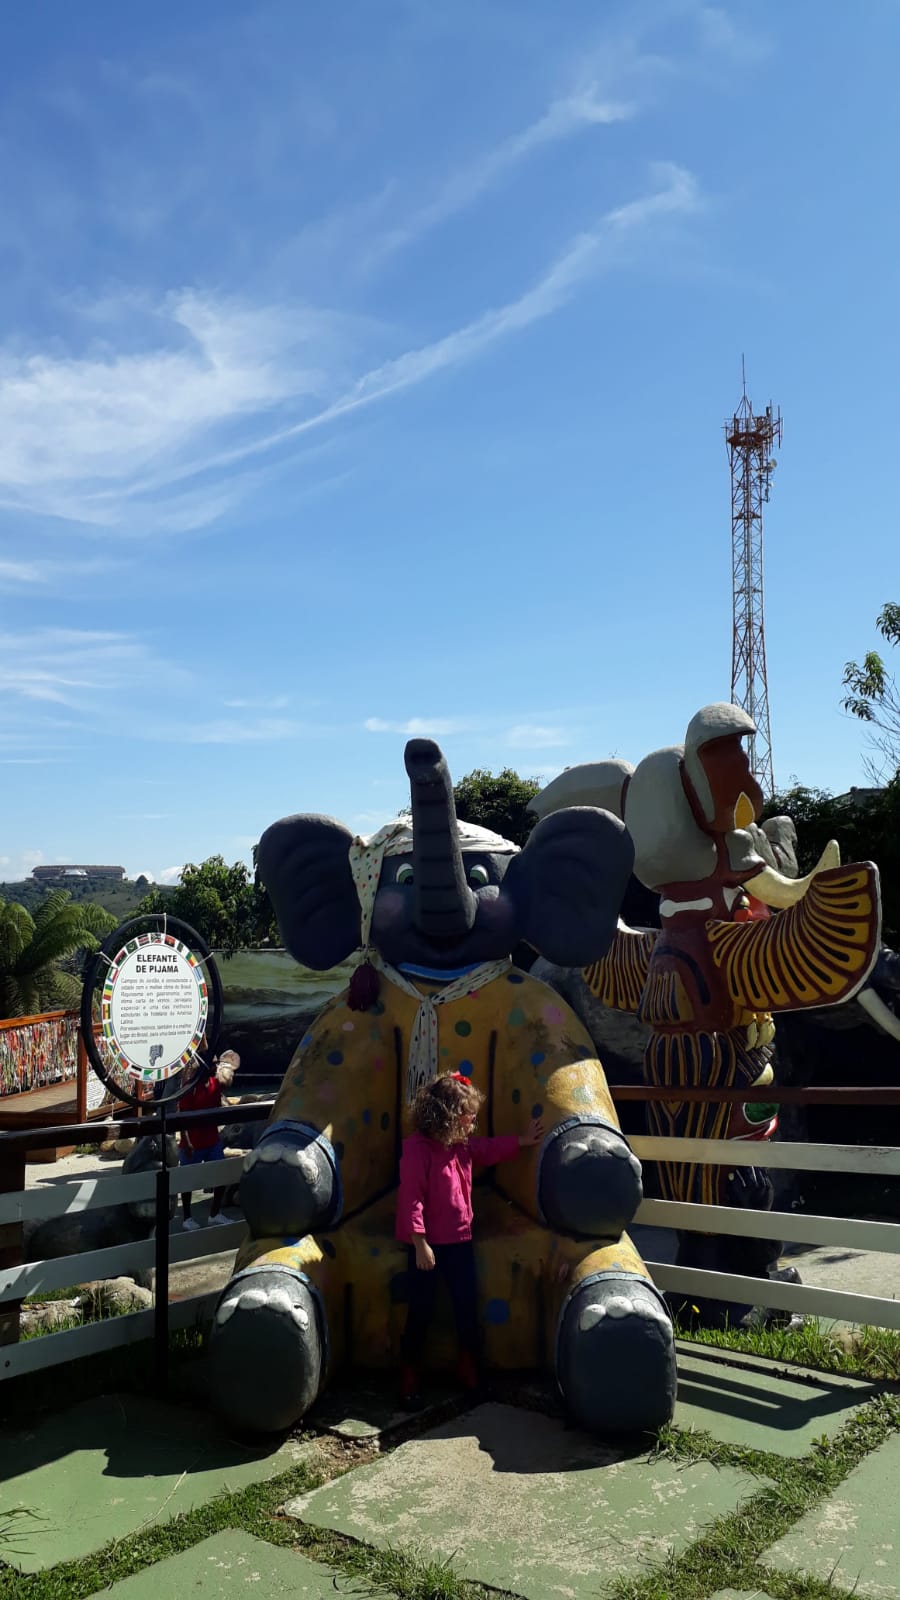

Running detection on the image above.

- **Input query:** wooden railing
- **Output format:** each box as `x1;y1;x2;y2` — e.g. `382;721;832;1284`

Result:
0;1010;80;1099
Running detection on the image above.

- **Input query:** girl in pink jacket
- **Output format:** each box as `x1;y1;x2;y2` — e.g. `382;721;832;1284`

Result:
395;1071;543;1410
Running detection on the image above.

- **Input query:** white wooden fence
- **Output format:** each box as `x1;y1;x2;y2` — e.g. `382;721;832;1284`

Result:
0;1135;899;1380
0;1154;245;1380
631;1135;900;1331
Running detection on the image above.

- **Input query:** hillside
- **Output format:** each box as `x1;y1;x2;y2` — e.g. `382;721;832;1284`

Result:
0;876;176;921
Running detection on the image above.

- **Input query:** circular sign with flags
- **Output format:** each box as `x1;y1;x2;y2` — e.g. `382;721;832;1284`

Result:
101;931;209;1083
81;914;223;1110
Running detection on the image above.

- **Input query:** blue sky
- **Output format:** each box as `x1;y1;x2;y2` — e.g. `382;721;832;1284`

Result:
2;1;898;884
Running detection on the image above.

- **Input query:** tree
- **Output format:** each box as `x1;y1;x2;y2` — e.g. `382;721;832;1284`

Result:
452;768;541;847
841;602;900;781
134;875;150;893
763;779;900;947
0;890;116;1017
138;854;275;954
251;843;279;946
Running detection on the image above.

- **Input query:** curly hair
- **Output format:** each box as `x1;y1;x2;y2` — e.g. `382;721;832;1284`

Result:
412;1072;484;1146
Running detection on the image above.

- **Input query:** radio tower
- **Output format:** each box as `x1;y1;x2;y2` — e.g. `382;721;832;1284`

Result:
726;359;782;797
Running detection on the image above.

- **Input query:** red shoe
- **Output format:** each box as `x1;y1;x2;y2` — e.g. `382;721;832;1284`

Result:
400;1365;425;1412
456;1350;480;1392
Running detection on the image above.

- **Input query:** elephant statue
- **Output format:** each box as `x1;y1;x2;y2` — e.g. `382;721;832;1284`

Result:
529;704;887;1327
206;739;677;1436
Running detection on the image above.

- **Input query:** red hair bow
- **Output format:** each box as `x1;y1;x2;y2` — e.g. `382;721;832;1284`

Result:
451;1072;470;1084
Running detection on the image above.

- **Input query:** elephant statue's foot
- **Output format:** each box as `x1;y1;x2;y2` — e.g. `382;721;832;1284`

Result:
239;1120;340;1239
207;1266;324;1435
539;1118;642;1239
556;1273;676;1434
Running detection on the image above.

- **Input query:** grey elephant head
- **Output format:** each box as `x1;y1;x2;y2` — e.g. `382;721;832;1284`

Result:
257;738;634;972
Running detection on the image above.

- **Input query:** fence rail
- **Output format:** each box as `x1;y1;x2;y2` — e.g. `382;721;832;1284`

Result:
0;1086;898;1382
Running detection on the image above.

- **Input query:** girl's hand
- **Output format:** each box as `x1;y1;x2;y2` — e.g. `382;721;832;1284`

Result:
519;1118;545;1148
414;1238;436;1271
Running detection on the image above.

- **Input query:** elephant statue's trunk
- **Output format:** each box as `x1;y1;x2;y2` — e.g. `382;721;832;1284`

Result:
404;738;477;941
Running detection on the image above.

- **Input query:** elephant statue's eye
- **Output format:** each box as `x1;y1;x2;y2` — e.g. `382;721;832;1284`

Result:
396;864;414;886
468;864;490;888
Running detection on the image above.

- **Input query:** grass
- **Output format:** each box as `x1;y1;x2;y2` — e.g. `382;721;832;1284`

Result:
20;1283;150;1343
616;1392;900;1599
23;1289;79;1306
674;1312;900;1383
0;1509;41;1561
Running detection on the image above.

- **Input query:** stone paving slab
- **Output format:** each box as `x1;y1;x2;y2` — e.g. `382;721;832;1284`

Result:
309;1378;456;1440
101;1530;369;1597
763;1431;900;1598
710;1591;776;1599
1;1394;311;1574
674;1344;875;1454
286;1402;762;1600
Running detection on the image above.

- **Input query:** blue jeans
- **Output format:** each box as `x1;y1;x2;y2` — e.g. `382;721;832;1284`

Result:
401;1241;480;1361
178;1141;226;1166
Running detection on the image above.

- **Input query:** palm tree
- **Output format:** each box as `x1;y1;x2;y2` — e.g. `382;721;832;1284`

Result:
0;890;116;1018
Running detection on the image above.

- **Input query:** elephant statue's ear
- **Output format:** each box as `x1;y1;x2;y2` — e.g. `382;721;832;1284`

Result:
257;815;360;970
504;806;634;968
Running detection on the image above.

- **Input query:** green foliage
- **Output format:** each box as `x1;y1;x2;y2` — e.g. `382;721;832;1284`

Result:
842;600;900;779
762;777;900;945
138;853;276;954
452;767;540;847
0;875;171;922
0;891;116;1017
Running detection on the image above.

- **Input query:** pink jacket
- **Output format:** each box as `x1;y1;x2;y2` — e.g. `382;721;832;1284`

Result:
395;1131;520;1246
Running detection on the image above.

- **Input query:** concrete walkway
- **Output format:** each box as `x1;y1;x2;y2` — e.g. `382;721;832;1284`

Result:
0;1347;895;1597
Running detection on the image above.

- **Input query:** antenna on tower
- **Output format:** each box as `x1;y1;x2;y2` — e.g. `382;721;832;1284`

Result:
726;363;781;797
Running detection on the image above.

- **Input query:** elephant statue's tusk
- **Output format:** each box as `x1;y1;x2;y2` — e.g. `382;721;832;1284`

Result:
857;985;900;1043
743;839;841;909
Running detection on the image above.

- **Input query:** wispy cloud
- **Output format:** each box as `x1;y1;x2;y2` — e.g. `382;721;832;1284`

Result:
190;717;305;745
0;849;47;883
0;291;358;529
223;694;290;710
0;627;186;708
0;559;45;585
695;6;772;64
0;553;123;588
0;163;700;533
180;162;701;484
505;724;569;749
351;809;397;831
364;716;473;736
362;87;633;271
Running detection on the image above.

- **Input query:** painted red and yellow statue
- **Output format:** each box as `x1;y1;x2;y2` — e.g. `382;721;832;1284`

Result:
531;704;884;1321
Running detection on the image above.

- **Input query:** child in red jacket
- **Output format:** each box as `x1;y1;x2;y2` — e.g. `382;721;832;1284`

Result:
395;1071;543;1410
178;1050;239;1231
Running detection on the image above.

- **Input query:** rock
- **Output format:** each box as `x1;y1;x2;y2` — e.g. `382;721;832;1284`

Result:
76;1277;153;1319
21;1300;80;1333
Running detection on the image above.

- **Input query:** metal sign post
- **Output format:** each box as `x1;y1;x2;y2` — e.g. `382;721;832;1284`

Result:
80;916;223;1389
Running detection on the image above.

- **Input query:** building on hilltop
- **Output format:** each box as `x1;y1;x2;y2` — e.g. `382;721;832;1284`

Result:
32;864;126;883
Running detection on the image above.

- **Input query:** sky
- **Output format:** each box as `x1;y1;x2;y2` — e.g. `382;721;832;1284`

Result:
1;1;898;885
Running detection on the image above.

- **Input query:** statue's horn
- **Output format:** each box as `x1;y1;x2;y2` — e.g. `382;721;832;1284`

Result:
743;840;841;908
